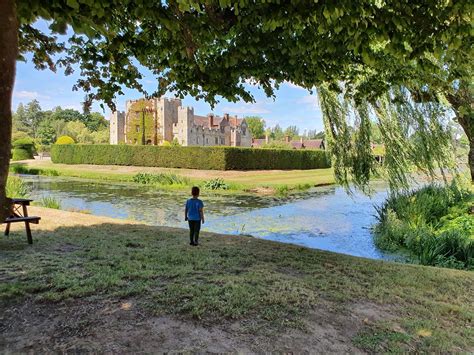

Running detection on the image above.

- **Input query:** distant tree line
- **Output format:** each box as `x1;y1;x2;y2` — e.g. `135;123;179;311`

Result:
244;116;325;141
12;99;109;150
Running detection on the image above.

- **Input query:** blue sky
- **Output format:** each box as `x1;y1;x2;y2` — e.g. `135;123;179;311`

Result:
12;22;324;133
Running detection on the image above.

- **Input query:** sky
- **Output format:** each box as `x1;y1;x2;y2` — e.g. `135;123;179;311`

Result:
12;22;325;133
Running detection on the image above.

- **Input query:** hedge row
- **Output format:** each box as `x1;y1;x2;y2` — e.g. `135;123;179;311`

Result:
51;144;331;170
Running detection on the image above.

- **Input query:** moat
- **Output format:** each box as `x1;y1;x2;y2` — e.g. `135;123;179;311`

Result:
22;175;403;261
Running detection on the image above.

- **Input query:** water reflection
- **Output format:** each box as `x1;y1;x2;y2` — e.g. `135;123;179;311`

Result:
23;175;401;261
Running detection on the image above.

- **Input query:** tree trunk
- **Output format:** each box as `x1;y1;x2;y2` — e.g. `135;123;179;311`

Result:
0;0;18;220
457;115;474;183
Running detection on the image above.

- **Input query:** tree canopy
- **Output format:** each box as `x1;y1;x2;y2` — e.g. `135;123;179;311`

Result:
245;116;265;139
1;0;472;218
11;1;470;108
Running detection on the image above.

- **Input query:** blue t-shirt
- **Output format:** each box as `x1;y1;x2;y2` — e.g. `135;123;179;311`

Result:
186;198;204;221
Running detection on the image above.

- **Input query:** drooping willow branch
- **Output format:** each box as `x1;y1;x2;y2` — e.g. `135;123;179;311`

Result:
318;83;456;192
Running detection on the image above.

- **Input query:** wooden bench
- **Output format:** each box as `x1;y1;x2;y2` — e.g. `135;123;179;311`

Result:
3;198;41;244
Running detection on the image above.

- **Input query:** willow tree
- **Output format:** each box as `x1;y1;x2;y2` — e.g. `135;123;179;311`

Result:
1;1;472;219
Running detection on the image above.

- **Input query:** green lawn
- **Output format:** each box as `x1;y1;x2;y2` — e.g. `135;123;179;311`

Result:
10;159;335;193
1;207;472;352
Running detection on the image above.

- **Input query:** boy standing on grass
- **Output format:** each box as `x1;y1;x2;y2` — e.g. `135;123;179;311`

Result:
185;186;204;246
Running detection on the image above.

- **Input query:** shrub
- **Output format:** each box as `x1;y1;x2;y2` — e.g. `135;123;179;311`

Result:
374;183;473;269
51;144;331;170
132;172;190;185
203;178;229;190
11;137;35;161
55;135;75;145
11;148;34;161
12;137;35;149
6;176;30;199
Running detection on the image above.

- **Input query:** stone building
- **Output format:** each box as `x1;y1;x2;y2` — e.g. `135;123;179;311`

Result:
109;97;252;147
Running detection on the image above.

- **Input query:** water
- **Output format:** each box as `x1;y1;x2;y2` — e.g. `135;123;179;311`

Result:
22;175;401;261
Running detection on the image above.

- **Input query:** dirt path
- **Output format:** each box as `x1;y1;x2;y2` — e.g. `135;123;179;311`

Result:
0;296;388;352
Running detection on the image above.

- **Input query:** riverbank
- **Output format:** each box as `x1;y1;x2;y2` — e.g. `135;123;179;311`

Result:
1;207;472;352
10;159;335;195
374;183;474;269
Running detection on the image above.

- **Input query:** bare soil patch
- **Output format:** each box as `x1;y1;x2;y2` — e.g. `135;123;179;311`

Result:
0;297;392;352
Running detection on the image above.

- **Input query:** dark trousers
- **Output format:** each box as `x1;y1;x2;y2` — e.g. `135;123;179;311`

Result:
188;220;201;244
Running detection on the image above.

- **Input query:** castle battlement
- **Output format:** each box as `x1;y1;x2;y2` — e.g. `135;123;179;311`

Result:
110;96;252;147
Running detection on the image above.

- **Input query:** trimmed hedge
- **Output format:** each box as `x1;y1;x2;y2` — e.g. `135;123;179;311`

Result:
11;137;35;160
12;148;34;161
51;144;330;170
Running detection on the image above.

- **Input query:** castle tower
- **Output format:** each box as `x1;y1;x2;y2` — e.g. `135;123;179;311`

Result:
176;106;194;146
109;111;125;144
156;97;182;143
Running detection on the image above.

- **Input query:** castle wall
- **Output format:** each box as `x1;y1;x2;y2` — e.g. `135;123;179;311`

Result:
112;97;253;147
158;98;180;143
109;111;125;144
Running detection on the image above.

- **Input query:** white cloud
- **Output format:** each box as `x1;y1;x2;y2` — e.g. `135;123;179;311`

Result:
284;81;308;90
13;90;51;100
220;102;271;115
297;94;320;110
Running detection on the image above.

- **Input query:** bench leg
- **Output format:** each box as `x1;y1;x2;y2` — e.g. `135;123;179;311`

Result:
25;221;32;244
5;223;10;236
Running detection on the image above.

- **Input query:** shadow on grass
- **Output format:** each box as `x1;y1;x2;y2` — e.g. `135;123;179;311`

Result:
0;221;473;352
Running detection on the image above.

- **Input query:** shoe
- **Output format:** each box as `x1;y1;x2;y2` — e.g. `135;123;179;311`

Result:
190;242;194;246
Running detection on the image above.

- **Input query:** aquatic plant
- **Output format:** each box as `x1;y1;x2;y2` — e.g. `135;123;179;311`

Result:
275;185;289;196
9;164;59;176
40;196;61;210
132;172;190;186
203;178;229;190
6;176;30;199
374;183;473;269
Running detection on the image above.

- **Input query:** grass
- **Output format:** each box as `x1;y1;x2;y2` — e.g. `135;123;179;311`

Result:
1;207;473;352
9;160;335;195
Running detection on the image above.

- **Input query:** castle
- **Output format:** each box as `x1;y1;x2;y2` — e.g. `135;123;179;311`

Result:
109;97;252;147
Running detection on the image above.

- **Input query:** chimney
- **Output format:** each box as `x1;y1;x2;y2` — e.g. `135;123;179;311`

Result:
265;133;269;144
285;135;290;143
224;113;230;121
208;113;214;127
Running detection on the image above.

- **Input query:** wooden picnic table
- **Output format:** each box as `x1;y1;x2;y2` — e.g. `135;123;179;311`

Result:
4;198;41;244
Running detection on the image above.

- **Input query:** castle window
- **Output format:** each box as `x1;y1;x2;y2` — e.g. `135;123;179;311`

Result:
215;137;218;145
135;125;140;132
206;138;209;144
197;137;199;144
221;138;224;144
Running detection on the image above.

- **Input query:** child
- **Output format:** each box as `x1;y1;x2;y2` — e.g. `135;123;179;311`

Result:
185;186;205;246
